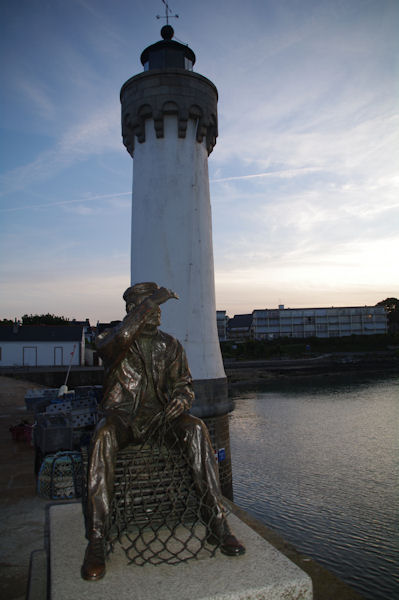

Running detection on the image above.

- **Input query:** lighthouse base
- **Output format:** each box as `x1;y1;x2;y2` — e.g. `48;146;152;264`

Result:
203;413;233;499
190;377;233;499
191;377;233;418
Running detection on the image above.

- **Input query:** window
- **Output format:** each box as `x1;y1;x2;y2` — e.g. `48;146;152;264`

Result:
184;57;193;70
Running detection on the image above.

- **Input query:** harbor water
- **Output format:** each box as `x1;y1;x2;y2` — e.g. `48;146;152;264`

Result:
229;373;399;600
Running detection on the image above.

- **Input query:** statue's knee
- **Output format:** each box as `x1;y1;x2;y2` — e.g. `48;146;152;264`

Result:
181;414;207;440
93;417;117;444
192;415;207;433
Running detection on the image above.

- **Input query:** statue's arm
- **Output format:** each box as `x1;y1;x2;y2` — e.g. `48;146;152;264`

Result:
165;342;195;420
96;286;178;364
95;298;156;362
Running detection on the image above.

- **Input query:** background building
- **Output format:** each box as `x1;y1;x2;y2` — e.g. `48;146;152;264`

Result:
0;325;85;367
226;314;253;341
251;305;388;339
216;310;228;341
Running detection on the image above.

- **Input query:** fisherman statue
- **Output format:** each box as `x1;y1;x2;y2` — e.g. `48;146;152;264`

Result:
82;282;245;580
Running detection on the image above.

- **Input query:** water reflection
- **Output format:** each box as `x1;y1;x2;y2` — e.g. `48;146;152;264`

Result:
229;373;399;600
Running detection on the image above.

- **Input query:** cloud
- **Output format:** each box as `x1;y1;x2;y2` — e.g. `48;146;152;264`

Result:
14;78;56;121
0;104;121;196
214;235;399;315
0;246;131;322
0;270;130;323
216;109;398;180
211;167;323;184
0;191;130;212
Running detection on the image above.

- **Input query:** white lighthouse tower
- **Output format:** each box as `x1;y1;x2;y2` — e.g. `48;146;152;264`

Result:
120;24;233;496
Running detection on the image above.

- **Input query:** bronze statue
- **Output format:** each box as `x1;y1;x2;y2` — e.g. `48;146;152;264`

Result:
81;282;245;581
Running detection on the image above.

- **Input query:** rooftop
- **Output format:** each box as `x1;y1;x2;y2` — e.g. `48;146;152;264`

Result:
0;325;84;342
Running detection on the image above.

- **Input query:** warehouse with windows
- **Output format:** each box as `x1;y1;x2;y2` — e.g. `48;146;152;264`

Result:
251;305;388;340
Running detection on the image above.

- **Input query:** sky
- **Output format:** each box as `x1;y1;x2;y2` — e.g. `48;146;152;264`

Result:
1;0;398;323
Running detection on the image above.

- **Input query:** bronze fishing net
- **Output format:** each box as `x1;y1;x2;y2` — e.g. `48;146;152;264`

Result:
104;417;222;565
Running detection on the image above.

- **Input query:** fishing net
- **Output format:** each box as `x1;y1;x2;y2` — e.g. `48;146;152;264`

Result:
106;418;222;566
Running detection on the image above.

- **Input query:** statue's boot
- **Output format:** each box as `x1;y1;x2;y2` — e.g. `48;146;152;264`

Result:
81;536;106;580
207;521;246;557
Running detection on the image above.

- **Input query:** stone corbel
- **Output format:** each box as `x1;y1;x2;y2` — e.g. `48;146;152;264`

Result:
153;110;164;138
137;105;152;142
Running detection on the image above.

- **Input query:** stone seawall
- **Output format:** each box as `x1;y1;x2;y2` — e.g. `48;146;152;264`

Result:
1;351;397;390
225;352;398;390
0;366;104;388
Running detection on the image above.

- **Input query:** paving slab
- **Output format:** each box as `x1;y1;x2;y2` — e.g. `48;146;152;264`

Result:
49;503;312;600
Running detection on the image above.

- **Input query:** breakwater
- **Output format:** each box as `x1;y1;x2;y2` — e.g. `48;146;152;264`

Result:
1;350;397;390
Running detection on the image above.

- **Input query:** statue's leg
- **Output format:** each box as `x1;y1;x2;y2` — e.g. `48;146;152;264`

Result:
82;412;132;580
171;413;245;556
86;412;132;538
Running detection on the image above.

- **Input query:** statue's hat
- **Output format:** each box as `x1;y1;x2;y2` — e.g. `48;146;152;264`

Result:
123;282;159;305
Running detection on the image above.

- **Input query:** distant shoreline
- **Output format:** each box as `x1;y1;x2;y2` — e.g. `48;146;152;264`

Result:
225;351;398;390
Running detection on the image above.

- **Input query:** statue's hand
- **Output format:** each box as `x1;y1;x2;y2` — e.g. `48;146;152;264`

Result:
165;397;186;421
150;286;179;306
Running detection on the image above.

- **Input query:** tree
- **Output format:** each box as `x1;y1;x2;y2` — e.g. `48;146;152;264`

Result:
21;313;70;325
376;298;399;334
376;297;399;313
0;318;13;326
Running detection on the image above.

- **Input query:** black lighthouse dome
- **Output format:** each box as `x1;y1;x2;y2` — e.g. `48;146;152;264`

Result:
140;26;196;71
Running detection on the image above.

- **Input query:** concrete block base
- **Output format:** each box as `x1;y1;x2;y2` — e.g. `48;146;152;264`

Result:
49;503;312;600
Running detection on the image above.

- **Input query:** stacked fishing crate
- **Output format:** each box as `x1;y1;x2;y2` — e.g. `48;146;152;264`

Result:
27;386;102;499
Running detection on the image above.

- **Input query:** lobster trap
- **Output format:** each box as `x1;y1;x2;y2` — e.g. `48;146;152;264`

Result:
37;451;82;499
82;419;223;566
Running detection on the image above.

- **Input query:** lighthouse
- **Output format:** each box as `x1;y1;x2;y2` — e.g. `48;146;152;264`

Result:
120;24;233;497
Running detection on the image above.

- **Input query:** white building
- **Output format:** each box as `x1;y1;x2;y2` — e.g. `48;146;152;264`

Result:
251;305;388;340
216;311;228;341
0;325;85;367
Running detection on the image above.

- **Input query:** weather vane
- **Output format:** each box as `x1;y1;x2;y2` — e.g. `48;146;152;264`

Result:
156;0;179;25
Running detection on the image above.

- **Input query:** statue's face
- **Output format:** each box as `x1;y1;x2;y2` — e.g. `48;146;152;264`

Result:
145;306;161;328
126;300;161;333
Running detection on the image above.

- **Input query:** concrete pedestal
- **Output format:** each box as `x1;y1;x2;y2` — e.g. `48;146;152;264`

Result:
49;503;312;600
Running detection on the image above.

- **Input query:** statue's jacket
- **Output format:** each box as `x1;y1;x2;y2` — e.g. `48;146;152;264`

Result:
95;299;194;421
